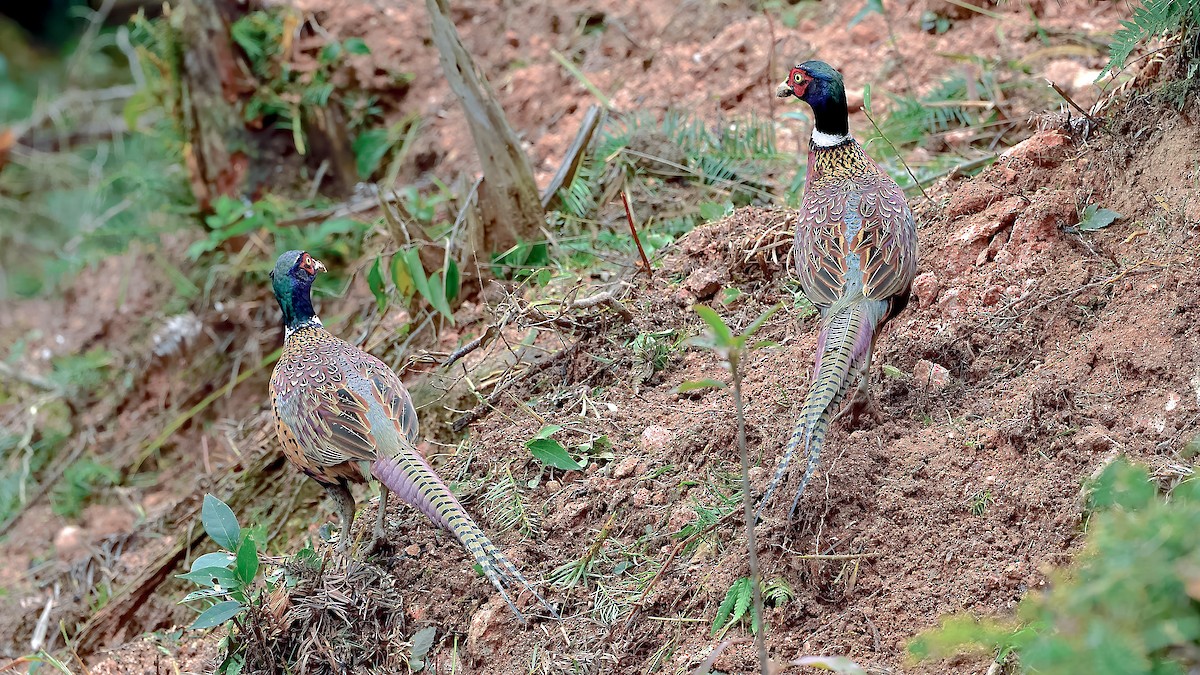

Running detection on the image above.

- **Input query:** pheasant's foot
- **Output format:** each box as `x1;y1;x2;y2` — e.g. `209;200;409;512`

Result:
844;388;885;429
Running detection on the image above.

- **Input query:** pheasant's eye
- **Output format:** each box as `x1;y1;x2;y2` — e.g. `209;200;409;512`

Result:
794;73;803;83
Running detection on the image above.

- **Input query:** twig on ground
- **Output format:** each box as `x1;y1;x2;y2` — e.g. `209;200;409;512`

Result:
0;361;59;392
442;325;500;370
621;191;653;278
1047;79;1117;138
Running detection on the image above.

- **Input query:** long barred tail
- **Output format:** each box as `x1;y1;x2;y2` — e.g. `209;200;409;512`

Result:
372;454;556;620
757;300;876;520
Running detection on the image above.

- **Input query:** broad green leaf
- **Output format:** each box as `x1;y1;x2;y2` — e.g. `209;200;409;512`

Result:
202;494;240;551
235;537;258;585
343;37;371;55
444;258;461;303
533;425;563;440
181;588;228;603
426;271;454;322
367;257;386;312
353;128;392;179
191;552;234;571
1088;460;1154;512
1076;204;1121;232
390;252;415;299
698;202;730;221
409;626;437;671
177;566;239;590
190;600;245;630
319;41;342;65
526;438;583;471
403;248;432;302
693;305;734;347
677;379;727;392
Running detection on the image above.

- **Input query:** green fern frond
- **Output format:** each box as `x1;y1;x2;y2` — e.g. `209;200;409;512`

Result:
1100;0;1200;77
480;467;541;537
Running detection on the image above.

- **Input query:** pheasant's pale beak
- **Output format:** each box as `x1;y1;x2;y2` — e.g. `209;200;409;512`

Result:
776;81;795;98
312;258;327;274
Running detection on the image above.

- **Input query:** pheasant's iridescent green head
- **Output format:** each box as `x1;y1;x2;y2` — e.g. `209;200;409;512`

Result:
776;60;849;139
270;250;326;333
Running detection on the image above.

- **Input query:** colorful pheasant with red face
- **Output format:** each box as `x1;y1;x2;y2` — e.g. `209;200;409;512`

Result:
268;250;553;619
758;61;918;519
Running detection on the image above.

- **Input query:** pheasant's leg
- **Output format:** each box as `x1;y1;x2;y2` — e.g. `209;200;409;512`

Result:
366;486;390;554
325;480;357;552
845;349;884;428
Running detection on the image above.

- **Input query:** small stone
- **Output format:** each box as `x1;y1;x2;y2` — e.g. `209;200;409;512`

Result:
467;605;502;658
54;526;85;561
911;272;941;307
981;285;1004;306
640;425;672;453
545;480;562;492
683;267;725;300
939;288;963;316
668;505;697;531
633;488;652;508
1074;426;1113;453
913;359;951;390
404;544;421;557
613;455;640;479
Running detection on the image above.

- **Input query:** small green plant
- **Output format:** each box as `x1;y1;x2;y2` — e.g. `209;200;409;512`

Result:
762;576;795;608
630;330;680;378
481;467;541;537
178;494;280;675
230;9;395;156
966;489;994;516
910;460;1200;674
686;302;781;672
1071;203;1122;233
188;196;368;268
52;459;119;518
524;425;583;471
712;576;757;637
1100;0;1200;78
366;246;459;322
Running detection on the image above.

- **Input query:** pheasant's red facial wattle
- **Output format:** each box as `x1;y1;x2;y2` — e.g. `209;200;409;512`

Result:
790;68;810;98
298;253;326;276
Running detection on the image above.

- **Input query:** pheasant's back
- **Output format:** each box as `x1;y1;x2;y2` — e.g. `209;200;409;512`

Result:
270;325;420;482
796;140;917;311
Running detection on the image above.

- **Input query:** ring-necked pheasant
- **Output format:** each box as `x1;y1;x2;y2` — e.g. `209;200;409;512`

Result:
268;250;554;619
758;61;918;519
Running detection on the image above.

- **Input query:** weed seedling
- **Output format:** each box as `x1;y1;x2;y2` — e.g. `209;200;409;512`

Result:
683;301;781;673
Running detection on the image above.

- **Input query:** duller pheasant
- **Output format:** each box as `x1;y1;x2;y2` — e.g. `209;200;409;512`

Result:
758;61;918;519
268;250;554;619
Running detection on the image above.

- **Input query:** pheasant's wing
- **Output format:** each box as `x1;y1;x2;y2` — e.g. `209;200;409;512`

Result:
794;181;852;309
853;179;917;304
271;339;419;473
